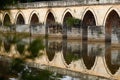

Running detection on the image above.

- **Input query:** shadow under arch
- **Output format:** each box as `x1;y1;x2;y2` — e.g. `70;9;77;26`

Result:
61;9;73;24
30;13;39;25
28;10;40;25
46;12;55;34
81;10;97;41
15;11;25;25
104;9;120;43
3;13;12;26
62;11;73;39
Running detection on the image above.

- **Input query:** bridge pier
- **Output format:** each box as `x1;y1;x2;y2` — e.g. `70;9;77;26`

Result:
93;56;111;78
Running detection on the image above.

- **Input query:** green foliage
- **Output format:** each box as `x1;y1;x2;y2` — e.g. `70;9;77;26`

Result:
65;52;80;64
4;22;12;27
21;69;52;80
4;41;11;52
66;17;81;27
0;20;2;26
28;39;44;58
0;38;2;46
9;58;63;80
66;17;74;27
17;42;25;54
10;58;25;73
0;0;18;9
3;34;22;52
5;35;20;44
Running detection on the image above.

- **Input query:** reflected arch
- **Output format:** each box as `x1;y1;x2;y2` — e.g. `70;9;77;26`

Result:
3;13;12;26
63;47;82;65
105;47;119;75
104;8;120;43
15;12;25;25
81;9;97;41
81;42;96;70
46;41;62;61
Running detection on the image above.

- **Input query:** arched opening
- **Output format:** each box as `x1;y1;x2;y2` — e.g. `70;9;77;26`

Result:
63;12;72;38
29;13;40;34
46;12;56;34
105;10;120;43
63;12;73;25
3;14;11;26
82;10;96;41
16;14;25;25
105;45;119;74
30;13;39;25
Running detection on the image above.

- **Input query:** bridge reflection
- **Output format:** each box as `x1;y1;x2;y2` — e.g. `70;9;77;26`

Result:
0;37;120;79
44;39;120;79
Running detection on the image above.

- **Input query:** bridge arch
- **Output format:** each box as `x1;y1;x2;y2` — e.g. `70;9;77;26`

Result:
61;9;73;25
3;12;12;26
15;11;25;25
45;9;56;34
103;7;120;42
103;7;120;26
61;9;73;37
81;7;98;25
29;10;40;25
44;9;56;25
81;8;97;41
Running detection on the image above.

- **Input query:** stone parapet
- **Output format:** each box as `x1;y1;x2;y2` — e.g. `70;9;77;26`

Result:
8;0;120;9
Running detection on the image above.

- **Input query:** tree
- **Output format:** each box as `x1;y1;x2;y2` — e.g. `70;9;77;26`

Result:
66;17;81;28
28;39;44;58
0;0;18;9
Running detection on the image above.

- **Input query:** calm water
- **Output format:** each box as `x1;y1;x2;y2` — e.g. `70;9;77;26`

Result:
0;33;119;80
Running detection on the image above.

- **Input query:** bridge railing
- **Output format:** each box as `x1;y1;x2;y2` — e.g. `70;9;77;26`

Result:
9;0;120;9
10;1;82;9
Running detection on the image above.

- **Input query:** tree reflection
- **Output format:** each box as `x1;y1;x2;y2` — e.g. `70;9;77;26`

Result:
16;41;26;55
27;39;44;59
4;34;20;52
46;40;62;61
63;41;81;65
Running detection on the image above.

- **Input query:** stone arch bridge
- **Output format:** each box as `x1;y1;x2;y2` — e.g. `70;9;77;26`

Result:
0;1;120;45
